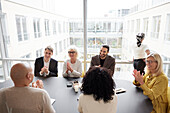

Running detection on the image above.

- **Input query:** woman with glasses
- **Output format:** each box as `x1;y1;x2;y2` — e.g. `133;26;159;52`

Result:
78;66;117;113
133;53;168;113
132;33;150;75
62;46;82;77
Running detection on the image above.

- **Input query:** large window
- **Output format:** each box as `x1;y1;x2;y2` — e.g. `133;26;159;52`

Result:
87;22;95;32
127;20;130;32
162;56;170;79
44;19;50;36
151;16;161;39
63;22;65;33
143;18;149;36
36;48;43;58
16;15;29;41
164;14;170;41
33;18;41;38
64;39;66;50
53;20;57;35
59;41;62;53
55;43;58;55
58;21;61;33
131;20;134;33
0;51;3;81
1;0;170;81
136;19;140;33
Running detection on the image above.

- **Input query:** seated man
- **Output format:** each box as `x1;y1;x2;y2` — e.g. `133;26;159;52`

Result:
34;46;58;77
90;45;115;76
0;63;55;113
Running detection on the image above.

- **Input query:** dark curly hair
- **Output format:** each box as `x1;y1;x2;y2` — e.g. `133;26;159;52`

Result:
81;66;116;103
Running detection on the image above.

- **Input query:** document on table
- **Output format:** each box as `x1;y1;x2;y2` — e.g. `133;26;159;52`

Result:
115;88;126;94
50;98;55;105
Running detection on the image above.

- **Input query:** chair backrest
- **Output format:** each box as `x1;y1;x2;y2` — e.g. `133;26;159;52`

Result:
81;70;85;77
168;87;170;113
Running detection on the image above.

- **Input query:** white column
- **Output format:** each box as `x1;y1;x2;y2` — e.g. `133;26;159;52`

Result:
0;13;9;80
83;0;87;72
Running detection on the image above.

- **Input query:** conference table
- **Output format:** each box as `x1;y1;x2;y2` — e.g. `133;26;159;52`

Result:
0;77;153;113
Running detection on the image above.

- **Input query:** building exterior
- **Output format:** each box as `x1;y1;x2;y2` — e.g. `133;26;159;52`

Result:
0;0;70;80
122;0;170;79
0;0;70;60
69;17;124;60
0;0;169;81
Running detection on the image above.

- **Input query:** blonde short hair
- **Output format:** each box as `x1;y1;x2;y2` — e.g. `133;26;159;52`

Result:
146;53;163;76
68;45;78;57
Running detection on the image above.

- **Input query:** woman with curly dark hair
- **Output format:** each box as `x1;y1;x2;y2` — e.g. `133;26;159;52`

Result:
78;66;117;113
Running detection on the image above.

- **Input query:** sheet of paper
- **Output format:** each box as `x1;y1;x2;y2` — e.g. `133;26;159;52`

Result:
50;98;55;105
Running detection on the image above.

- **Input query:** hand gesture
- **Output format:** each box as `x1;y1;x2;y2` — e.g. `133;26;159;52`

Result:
132;69;144;85
44;66;48;73
67;62;73;72
41;66;48;74
32;79;43;89
95;65;101;67
40;67;45;74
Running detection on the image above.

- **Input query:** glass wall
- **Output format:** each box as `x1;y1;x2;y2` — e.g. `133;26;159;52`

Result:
143;18;149;36
0;52;3;81
0;0;170;81
151;16;161;39
16;15;29;41
164;14;170;41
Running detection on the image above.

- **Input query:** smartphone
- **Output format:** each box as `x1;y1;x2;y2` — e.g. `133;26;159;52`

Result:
116;88;126;94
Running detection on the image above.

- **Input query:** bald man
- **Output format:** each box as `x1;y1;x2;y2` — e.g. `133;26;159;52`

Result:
0;63;55;113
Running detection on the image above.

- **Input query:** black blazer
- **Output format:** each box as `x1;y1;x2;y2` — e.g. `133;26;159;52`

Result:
90;55;115;76
34;57;58;77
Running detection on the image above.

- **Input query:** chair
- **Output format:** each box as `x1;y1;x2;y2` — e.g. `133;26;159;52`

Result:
168;87;170;113
81;70;85;77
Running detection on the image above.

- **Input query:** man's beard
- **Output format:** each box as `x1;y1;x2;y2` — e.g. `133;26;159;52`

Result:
100;54;106;59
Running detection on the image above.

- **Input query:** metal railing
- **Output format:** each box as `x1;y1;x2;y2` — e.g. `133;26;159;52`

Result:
0;58;170;82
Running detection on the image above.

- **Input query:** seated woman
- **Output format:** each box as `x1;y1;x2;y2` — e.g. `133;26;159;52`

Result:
62;46;82;77
78;66;117;113
133;53;168;113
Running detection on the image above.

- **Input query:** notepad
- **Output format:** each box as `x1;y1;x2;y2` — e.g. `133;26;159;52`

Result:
50;98;55;105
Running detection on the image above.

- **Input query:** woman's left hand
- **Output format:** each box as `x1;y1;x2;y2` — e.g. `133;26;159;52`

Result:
67;62;73;72
132;69;144;85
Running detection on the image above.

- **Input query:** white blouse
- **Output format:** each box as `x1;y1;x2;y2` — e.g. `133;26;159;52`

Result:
132;43;149;59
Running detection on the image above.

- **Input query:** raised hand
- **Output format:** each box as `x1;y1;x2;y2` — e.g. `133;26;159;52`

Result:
132;69;144;85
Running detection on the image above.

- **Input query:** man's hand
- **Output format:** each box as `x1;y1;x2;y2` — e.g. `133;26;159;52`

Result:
44;67;48;73
95;65;101;67
32;80;43;89
41;66;48;74
40;67;45;74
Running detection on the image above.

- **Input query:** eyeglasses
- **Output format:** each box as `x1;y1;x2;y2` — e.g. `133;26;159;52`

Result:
68;51;76;54
145;60;157;64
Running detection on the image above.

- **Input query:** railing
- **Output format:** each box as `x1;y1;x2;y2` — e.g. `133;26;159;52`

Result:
0;58;170;82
